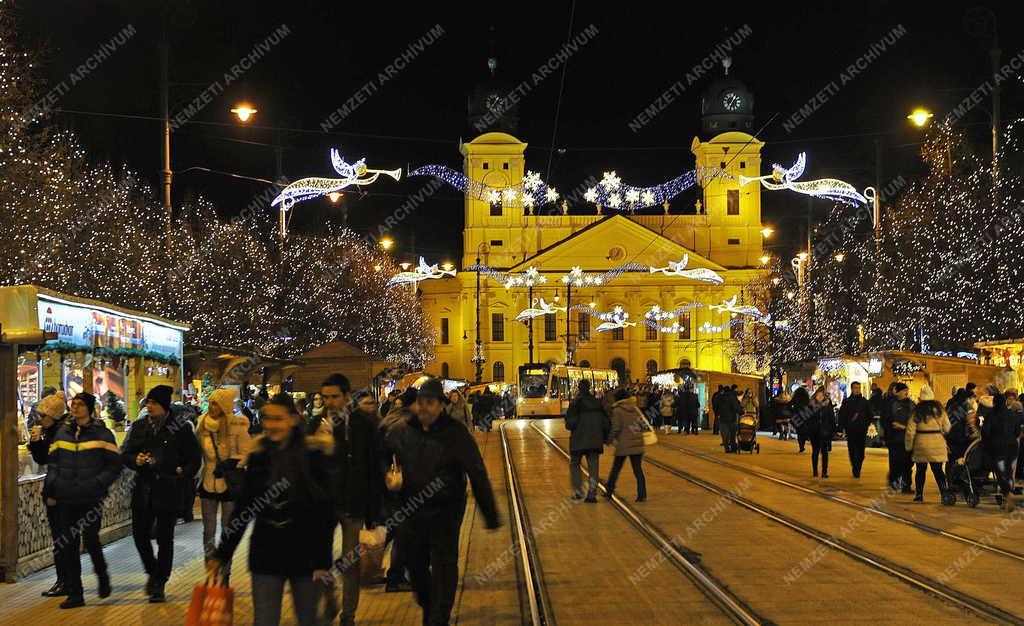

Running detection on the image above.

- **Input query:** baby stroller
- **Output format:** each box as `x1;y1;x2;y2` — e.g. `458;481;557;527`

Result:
737;413;760;453
947;439;992;508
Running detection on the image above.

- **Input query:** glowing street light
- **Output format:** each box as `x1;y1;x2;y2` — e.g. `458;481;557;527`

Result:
760;227;774;238
230;104;258;123
834;252;846;262
907;107;933;128
797;251;808;261
759;255;770;265
399;262;411;271
441;261;454;271
328;191;343;203
379;237;395;251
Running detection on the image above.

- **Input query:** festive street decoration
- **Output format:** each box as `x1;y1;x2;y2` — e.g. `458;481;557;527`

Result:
740;152;867;205
590;305;637;333
699;319;744;334
710;295;765;319
515;298;566;322
408;165;557;210
503;266;547;289
385;257;457;287
648;255;724;284
642;303;705;332
560;263;647;286
272;148;402;209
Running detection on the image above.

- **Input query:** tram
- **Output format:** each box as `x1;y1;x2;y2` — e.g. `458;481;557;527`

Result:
516;362;619;417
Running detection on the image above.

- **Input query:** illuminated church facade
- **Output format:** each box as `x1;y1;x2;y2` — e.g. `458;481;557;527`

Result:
418;66;769;384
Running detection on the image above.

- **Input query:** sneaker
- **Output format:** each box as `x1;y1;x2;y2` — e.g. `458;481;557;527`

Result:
149;582;166;603
59;595;85;609
42;581;67;597
98;572;111;599
385;580;413;593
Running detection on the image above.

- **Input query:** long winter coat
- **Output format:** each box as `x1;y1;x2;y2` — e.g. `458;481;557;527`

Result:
197;413;252;498
905;401;951;463
327;408;383;524
982;400;1024;461
565;391;610;453
838;394;872;434
716;391;743;427
609;399;646;457
805;398;836;444
448;397;471;430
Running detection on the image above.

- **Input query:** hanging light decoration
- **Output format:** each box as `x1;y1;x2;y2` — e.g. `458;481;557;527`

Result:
647;254;724;284
739;152;868;205
385;257;457;287
272;148;401;210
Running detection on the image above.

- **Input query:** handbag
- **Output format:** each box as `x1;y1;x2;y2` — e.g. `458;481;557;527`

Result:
385;454;403;492
210;433;245;500
638;412;658;446
186;576;234;626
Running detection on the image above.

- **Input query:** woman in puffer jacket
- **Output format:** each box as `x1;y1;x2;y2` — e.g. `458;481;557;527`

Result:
905;385;951;503
197;388;252;570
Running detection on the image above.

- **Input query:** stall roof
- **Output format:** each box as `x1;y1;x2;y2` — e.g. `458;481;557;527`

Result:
0;284;188;332
184;343;302;367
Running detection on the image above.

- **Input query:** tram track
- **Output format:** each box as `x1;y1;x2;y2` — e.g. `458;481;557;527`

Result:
656;439;1024;565
500;421;767;626
636;440;1024;625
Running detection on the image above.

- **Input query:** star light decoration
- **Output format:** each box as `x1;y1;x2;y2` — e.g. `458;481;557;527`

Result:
271;148;401;210
739;152;868;206
408;165;558;211
560;263;647;287
642;303;706;332
503;266;548;290
581;167;729;210
592;305;638;333
385;257;457;287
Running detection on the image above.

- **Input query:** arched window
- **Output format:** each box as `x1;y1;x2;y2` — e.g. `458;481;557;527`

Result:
579;360;591;368
610;358;627;382
493;361;505;382
441;362;449;378
646;360;658;376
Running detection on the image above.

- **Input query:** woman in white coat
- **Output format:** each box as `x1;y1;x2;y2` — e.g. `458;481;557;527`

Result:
905;385;951;503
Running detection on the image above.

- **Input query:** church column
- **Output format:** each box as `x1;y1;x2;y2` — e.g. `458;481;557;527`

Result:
627;291;641;383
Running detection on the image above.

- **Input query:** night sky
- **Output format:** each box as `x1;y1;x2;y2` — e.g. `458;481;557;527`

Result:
13;1;1021;262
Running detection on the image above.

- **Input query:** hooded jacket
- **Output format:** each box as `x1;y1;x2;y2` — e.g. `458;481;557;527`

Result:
384;410;499;529
215;430;336;576
44;418;122;505
565;391;610;453
197;411;252;497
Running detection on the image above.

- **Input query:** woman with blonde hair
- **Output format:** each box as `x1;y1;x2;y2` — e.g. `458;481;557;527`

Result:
906;385;951;503
197;388;252;574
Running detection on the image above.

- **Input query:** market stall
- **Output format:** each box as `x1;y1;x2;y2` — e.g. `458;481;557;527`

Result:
0;285;188;580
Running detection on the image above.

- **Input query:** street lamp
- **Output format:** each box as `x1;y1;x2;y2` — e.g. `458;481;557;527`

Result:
759;255;770;265
760;227;774;238
834;252;845;263
907;107;933;128
231;104;258;122
379;236;395;251
442;261;454;271
328;191;343;204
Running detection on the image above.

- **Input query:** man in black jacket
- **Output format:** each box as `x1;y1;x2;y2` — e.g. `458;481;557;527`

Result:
27;392;69;598
385;378;500;626
882;383;914;493
565;380;610;502
678;384;701;435
43;393;122;609
717;387;742;453
318;373;383;626
838;382;872;478
121;385;201;602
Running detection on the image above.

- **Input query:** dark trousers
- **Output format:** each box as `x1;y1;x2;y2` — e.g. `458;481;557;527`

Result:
914;462;946;495
685;414;699;434
810;438;829;475
797;433;807;451
887;443;912;491
569;451;600;498
56;502;107;595
132;505;177;582
404;508;463;626
385;527;407;584
606;454;646;499
719;420;737;452
847;428;867;476
992;457;1016;498
46;503;66;583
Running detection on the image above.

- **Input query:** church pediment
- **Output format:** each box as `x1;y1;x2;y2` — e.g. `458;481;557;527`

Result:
507;215;726;274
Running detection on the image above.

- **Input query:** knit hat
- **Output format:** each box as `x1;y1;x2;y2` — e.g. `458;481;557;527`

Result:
73;392;96;416
417;378;444;401
206;387;237;418
918;385;935;401
398;386;418;407
145;385;174;414
892;382;909;393
37;392;67;419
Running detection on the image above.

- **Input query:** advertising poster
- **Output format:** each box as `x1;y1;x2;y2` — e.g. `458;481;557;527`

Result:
17;363;40;419
37;298;183;362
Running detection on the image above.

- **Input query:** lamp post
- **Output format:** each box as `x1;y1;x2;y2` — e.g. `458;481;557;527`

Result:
504;267;546;364
472;242;488;383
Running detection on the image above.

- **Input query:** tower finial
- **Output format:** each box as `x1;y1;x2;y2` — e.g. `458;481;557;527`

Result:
722;55;732;76
487;56;497;76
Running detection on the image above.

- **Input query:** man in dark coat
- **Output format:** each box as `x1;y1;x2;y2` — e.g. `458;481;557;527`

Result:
717;387;742;453
121;385;201;602
384;379;500;626
678;385;701;434
565;379;610;502
882;382;914;493
44;393;122;608
318;374;383;626
711;386;724;434
838;382;872;478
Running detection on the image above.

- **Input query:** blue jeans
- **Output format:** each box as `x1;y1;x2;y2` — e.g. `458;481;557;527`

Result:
251;573;321;626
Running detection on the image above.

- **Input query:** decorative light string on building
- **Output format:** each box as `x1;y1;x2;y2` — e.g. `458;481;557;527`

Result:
385;257;457;287
514;298;566;322
648;254;724;284
503;266;547;289
272;148;401;210
740;152;868;205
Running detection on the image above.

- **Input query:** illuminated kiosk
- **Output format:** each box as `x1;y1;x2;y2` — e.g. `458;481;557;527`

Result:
0;285;188;581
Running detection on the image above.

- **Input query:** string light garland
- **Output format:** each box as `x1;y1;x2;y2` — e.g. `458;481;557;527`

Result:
408;165;557;210
514;297;566;322
648;254;724;284
740;152;868;205
272;148;401;209
385;257;457;287
709;295;765;319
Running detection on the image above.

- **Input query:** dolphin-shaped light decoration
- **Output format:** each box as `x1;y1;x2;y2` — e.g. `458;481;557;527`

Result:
272;148;402;209
385;257;456;287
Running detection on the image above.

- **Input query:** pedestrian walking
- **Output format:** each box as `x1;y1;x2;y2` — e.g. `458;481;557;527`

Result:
981;392;1023;511
717;386;742;453
806;387;835;478
769;390;792;440
678;384;701;434
27;392;69;598
605;388;648;502
383;378;500;626
378;394;414;593
208;393;336;626
658;389;674;434
41;392;122;609
319;374;384;626
565;379;610;502
197;388;251;577
791;387;811;453
447;390;471;431
905;386;951;503
838;382;871;477
121;385;202;602
882;382;915;493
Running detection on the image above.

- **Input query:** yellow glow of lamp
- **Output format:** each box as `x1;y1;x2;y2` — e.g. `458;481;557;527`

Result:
379;237;395;251
908;108;933;128
759;255;770;265
761;227;774;238
834;252;846;262
231;104;257;122
328;191;343;203
441;262;454;271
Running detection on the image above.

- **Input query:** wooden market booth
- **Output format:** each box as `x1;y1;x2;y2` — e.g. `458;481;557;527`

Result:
0;285;188;581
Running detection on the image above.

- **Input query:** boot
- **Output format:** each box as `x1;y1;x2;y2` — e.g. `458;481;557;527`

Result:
821;457;829;478
148;580;166;603
42;580;67;597
59;594;85;609
913;490;923;502
145;575;158;597
97;571;111;599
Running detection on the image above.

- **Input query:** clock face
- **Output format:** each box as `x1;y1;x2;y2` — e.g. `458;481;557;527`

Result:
486;93;503;112
722;91;743;112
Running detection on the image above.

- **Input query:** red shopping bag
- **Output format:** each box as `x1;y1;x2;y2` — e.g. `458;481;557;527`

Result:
185;582;207;626
186;578;234;626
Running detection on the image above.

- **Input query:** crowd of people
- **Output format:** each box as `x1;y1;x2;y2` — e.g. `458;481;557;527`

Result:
27;375;502;626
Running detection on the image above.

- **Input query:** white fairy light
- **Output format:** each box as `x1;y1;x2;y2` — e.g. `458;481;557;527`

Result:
600;171;622;191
